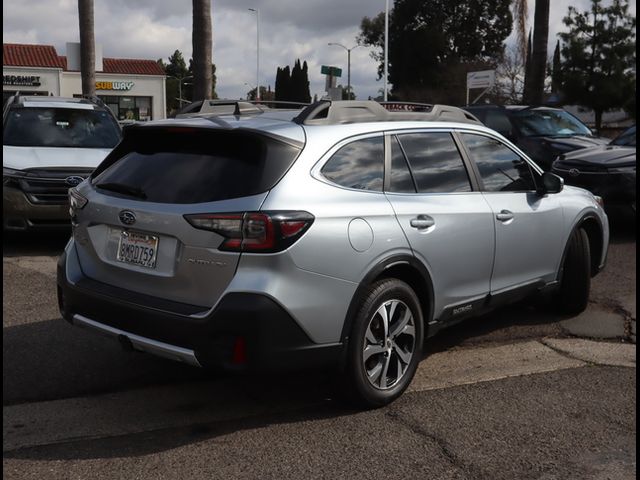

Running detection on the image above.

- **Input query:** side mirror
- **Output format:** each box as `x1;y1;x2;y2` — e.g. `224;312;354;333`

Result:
539;172;564;195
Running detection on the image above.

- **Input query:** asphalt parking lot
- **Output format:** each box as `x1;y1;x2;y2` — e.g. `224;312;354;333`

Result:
3;207;636;480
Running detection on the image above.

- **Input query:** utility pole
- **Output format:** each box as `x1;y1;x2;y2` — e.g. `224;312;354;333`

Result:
248;8;260;101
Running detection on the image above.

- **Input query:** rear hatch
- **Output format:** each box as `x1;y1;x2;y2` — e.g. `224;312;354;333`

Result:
71;125;302;309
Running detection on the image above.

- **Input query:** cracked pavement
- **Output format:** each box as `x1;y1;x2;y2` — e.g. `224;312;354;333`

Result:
3;208;636;479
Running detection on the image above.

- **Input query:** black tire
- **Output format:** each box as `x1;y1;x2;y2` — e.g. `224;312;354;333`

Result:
342;278;424;408
555;227;591;314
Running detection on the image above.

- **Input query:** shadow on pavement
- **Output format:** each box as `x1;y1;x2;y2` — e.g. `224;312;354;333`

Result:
2;318;209;406
606;206;636;244
2;230;71;257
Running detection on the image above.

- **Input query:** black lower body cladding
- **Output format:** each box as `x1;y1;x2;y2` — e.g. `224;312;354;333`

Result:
57;251;342;371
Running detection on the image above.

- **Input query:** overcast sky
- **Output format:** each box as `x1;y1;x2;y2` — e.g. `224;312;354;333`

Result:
2;0;636;100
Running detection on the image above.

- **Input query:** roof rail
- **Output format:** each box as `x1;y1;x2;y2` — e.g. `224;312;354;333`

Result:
292;100;481;126
81;94;107;108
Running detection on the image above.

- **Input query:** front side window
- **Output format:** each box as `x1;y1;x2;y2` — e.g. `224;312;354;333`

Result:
321;136;384;191
3;107;121;148
461;133;536;192
396;132;471;193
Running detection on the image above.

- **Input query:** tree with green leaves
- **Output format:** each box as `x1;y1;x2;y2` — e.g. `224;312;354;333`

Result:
160;50;217;115
358;0;512;104
275;60;310;103
275;66;291;102
551;40;562;94
247;85;274;101
559;0;636;131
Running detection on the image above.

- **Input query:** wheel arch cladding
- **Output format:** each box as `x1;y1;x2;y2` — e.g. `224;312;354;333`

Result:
340;255;434;347
579;215;604;277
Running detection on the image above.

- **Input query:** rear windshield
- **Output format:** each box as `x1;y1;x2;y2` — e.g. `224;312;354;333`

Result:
3;107;121;148
91;128;301;204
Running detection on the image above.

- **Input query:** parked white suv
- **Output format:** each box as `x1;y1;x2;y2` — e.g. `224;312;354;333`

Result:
3;95;121;230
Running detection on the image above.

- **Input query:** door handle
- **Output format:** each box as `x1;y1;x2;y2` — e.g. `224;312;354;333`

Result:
496;210;514;222
410;215;435;229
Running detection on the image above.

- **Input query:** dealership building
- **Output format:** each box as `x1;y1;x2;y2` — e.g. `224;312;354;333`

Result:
3;43;166;121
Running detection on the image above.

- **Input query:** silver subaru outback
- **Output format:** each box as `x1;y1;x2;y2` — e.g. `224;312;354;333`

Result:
57;100;609;407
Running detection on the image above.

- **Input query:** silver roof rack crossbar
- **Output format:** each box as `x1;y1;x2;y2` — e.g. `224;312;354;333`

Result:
293;100;481;126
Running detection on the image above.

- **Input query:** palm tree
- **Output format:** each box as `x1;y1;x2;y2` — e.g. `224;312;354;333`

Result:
192;0;213;100
524;0;550;104
78;0;96;96
512;0;529;63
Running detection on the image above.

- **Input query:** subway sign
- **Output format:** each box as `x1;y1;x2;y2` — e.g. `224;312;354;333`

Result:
3;75;41;86
96;81;134;91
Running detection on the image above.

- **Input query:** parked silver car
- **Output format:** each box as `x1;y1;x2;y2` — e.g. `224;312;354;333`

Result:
57;100;609;407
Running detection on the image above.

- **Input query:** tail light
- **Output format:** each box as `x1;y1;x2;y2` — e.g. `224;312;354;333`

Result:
184;211;314;253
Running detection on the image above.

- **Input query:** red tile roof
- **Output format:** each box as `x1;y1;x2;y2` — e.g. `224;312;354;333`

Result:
102;57;165;76
3;43;165;76
3;44;65;69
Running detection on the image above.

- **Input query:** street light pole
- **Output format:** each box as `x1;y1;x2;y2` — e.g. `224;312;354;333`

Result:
328;43;360;100
248;8;260;101
166;75;193;108
384;0;389;101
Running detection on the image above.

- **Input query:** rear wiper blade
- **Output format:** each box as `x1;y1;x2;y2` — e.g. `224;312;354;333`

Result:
95;182;147;199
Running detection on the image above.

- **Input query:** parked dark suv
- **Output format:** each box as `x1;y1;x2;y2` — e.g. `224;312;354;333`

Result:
463;105;609;170
552;125;636;211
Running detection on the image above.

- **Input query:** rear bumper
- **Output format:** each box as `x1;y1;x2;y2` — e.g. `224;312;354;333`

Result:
57;249;343;371
3;186;70;230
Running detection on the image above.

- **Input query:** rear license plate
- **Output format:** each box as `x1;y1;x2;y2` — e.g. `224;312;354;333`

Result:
116;230;159;269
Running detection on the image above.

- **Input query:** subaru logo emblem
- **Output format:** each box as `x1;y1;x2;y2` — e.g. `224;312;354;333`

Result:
569;168;580;177
119;210;136;226
65;175;85;187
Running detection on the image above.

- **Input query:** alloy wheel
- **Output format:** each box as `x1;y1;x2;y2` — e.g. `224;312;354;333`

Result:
362;299;416;390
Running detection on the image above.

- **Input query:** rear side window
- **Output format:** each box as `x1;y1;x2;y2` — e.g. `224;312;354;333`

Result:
461;133;536;192
321;136;384;191
92;128;300;204
484;110;514;137
396;132;471;193
388;136;416;193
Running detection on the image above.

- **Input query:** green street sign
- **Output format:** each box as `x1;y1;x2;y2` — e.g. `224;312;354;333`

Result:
321;65;342;77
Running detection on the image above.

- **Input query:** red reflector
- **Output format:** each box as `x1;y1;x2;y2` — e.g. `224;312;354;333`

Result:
231;336;247;365
280;220;308;238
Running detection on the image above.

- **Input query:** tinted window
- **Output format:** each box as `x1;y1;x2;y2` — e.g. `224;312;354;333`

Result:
321;137;384;191
510;109;592;137
611;126;636;146
397;132;471;193
484;110;514;137
389;136;416;193
92;129;300;204
3;107;120;148
461;133;536;192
